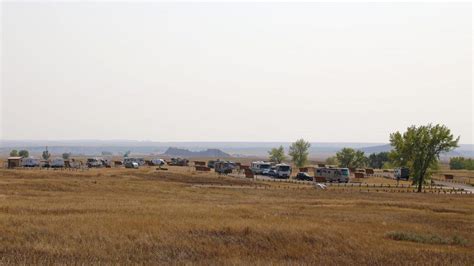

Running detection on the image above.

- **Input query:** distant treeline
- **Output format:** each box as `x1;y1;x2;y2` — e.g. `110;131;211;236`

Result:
449;157;474;170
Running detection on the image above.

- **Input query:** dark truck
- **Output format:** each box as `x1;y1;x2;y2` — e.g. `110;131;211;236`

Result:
394;167;410;181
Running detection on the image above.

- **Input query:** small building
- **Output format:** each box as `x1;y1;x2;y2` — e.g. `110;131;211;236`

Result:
7;157;22;168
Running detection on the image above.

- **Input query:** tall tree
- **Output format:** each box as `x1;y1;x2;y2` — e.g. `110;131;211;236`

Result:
62;153;71;160
18;150;29;158
268;146;286;164
367;152;390;169
325;156;339;166
42;147;51;160
390;124;459;192
336;148;367;168
289;139;311;168
9;150;19;157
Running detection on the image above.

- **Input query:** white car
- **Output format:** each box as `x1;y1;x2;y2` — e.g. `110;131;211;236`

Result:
125;162;139;169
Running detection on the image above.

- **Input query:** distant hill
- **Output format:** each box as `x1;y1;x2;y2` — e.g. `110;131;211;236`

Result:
1;140;471;159
163;147;231;158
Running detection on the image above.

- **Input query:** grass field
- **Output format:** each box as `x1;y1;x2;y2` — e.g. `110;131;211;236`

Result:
0;167;473;264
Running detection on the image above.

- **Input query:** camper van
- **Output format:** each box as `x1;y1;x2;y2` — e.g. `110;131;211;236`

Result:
250;161;272;175
315;167;350;183
275;164;292;179
50;158;65;168
22;158;40;167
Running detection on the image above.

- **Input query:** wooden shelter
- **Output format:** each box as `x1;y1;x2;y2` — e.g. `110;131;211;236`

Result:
7;157;22;168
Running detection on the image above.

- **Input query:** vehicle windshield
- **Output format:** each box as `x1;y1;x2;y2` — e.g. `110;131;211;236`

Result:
260;164;271;169
341;169;349;176
279;166;290;171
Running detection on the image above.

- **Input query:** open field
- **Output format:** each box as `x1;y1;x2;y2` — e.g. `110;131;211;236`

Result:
0;167;473;264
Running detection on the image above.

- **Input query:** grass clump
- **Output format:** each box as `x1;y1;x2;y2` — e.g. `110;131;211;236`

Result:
386;231;468;246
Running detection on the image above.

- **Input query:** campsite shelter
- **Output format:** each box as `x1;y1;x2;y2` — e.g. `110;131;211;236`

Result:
8;157;22;168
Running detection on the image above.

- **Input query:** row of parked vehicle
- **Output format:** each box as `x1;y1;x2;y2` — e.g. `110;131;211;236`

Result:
249;161;351;182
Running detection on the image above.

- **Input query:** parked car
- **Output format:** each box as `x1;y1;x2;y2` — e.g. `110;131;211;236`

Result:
214;161;235;174
296;172;313;181
124;161;139;169
267;168;277;177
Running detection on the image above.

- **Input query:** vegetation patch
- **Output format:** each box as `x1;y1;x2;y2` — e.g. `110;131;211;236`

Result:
386;231;468;246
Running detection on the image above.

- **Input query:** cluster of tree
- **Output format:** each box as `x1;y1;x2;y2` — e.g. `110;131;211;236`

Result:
449;157;474;170
10;149;29;158
274;124;459;193
326;150;390;169
268;139;311;168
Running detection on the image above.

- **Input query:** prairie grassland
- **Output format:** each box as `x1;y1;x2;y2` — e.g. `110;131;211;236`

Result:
0;167;473;265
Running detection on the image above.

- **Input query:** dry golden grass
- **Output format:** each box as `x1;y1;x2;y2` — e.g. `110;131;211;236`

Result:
0;167;473;265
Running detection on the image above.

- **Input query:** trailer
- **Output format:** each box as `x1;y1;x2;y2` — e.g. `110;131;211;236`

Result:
22;158;40;167
50;158;65;168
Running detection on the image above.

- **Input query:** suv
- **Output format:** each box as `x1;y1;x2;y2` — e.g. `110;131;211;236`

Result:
296;172;313;181
125;162;139;169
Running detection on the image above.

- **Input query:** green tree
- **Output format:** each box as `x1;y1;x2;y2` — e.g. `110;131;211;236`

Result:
449;157;474;170
289;139;311;168
124;150;131;158
367;152;390;169
390;124;459;192
42;147;51;160
325;156;339;166
268;146;286;164
9;149;19;157
336;148;367;168
18;150;29;158
62;153;71;160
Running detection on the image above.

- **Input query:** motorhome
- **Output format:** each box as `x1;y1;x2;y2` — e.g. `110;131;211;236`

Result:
50;158;65;168
275;164;292;179
315;167;350;183
22;158;40;167
250;161;272;175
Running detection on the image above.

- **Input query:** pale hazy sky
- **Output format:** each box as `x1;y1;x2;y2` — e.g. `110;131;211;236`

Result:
1;2;472;143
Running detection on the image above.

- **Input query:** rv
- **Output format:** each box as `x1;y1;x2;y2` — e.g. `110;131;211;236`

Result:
394;167;410;180
22;158;40;167
250;161;272;175
315;167;350;183
275;164;292;179
50;158;65;168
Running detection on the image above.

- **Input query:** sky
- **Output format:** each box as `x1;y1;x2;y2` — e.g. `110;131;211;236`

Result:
1;2;472;143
